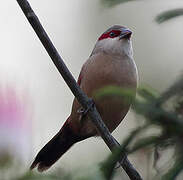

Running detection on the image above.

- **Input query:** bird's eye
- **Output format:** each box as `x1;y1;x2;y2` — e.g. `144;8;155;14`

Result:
109;31;116;37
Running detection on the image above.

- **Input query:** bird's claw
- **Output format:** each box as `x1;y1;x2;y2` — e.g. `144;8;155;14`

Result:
84;99;95;116
77;99;95;121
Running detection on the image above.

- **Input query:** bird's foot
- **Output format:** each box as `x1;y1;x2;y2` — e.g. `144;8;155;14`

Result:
77;99;95;121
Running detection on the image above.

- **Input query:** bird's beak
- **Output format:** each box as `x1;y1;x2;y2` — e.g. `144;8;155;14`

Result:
119;29;132;40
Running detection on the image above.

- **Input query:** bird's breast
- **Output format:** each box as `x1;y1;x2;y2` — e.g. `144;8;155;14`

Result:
78;53;138;133
70;53;138;136
81;53;138;96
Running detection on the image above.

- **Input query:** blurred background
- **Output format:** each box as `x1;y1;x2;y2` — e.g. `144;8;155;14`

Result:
0;0;183;179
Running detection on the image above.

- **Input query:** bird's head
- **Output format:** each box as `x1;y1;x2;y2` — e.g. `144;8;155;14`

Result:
92;25;133;57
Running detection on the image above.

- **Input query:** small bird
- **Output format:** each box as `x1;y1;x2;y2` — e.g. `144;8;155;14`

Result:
30;25;138;172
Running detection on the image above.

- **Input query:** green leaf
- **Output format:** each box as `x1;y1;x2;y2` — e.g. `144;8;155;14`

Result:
122;125;149;148
101;0;138;7
94;86;135;98
133;97;183;135
155;74;183;106
100;125;147;179
138;85;159;101
94;86;135;106
128;136;160;154
161;158;183;180
16;171;66;180
156;8;183;23
100;147;123;180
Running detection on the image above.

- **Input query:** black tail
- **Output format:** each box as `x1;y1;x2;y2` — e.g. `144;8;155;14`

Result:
30;121;89;172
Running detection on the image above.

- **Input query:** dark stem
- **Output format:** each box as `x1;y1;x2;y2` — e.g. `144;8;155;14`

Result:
16;0;142;179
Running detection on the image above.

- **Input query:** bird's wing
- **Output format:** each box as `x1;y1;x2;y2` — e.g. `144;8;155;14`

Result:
77;68;83;86
77;62;88;86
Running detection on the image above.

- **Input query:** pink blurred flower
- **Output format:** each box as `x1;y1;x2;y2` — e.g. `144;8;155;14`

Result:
0;85;32;162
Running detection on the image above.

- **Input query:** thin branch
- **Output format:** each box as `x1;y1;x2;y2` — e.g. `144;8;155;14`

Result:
16;0;142;179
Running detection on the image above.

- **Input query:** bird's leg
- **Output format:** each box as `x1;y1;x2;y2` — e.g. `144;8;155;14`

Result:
77;99;95;121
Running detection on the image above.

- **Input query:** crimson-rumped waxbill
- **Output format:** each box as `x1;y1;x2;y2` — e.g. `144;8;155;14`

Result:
30;25;138;172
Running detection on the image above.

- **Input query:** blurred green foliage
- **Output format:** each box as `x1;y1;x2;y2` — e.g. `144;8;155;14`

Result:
101;0;138;7
101;0;183;23
2;75;183;179
94;73;183;179
156;8;183;23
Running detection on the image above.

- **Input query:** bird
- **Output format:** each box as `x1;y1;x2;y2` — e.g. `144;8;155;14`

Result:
30;25;138;172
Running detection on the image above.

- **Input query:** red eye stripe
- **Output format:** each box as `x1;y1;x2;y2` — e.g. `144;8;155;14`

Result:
98;30;121;41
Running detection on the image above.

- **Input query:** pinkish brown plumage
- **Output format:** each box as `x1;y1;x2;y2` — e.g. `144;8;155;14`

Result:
31;25;138;172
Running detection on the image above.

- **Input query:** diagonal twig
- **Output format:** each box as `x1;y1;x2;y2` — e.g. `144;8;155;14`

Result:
16;0;143;179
